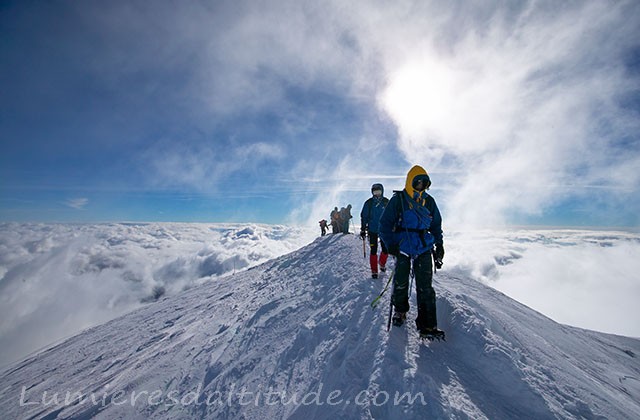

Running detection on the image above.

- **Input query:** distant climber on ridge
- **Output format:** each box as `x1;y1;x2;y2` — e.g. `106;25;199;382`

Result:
319;219;328;236
341;204;353;234
360;183;390;279
330;207;340;234
379;165;445;340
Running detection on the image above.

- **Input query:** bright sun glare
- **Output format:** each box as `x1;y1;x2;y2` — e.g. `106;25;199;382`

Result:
380;58;455;142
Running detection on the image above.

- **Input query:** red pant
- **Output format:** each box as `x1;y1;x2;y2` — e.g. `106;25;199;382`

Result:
368;232;388;274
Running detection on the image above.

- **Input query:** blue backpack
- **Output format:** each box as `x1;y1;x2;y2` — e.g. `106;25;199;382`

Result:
390;190;435;256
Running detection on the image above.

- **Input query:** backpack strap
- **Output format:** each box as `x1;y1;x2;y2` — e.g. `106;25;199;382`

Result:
390;190;405;230
392;191;431;249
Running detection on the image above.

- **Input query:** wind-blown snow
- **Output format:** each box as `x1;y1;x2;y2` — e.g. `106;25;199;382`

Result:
0;223;314;368
1;235;638;419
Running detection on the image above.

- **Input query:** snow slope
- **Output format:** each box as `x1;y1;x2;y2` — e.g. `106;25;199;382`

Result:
1;234;639;419
0;222;313;368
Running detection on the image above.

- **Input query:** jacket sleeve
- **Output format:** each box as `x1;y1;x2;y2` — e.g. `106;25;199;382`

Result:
427;196;443;245
378;195;399;248
360;199;370;230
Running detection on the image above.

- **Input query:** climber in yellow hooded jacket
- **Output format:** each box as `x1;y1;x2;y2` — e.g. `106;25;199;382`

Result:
379;165;445;338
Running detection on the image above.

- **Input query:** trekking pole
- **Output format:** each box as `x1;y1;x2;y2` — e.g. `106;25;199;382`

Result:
370;269;394;309
387;271;395;331
362;236;366;259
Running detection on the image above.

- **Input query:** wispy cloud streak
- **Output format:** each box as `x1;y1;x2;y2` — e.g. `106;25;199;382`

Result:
65;198;89;210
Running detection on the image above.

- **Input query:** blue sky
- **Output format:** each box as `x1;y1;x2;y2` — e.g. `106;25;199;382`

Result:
1;0;639;228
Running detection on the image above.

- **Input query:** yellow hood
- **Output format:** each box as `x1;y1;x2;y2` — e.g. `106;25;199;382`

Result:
404;165;429;197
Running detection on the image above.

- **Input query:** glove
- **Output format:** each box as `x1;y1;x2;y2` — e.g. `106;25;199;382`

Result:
360;230;367;240
435;243;445;260
434;243;444;269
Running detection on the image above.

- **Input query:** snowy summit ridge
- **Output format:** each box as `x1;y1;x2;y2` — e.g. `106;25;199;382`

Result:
1;234;639;419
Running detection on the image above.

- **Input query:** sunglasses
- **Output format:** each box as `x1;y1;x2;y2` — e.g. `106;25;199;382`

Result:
412;174;431;190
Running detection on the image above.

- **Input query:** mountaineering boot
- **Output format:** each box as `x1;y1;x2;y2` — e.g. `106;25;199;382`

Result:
392;310;406;327
372;273;378;279
419;327;446;341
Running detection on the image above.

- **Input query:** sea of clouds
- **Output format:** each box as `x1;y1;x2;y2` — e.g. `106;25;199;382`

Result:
445;229;640;339
1;223;639;369
0;222;315;368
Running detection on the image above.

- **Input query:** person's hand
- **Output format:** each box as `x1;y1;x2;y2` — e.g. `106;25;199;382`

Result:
360;230;367;240
434;243;444;269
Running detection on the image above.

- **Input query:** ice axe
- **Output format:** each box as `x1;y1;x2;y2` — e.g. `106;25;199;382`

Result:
362;235;366;259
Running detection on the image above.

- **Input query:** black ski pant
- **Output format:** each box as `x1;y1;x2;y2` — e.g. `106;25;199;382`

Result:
392;251;437;330
368;232;388;255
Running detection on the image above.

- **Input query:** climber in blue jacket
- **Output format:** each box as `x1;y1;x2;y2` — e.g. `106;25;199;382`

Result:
379;165;445;338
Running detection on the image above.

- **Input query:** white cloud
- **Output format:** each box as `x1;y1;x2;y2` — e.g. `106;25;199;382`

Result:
65;198;89;210
57;1;639;225
142;140;286;192
0;222;313;368
2;223;638;371
370;1;640;226
235;142;285;161
169;0;639;227
444;229;640;337
286;142;404;230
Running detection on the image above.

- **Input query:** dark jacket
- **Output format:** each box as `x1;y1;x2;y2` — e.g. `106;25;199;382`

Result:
379;166;443;257
360;196;389;234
